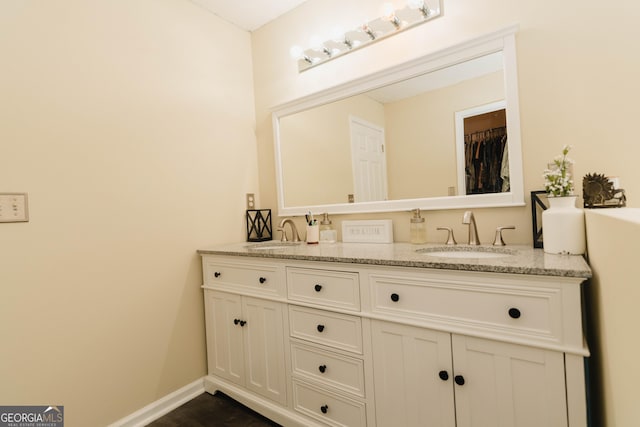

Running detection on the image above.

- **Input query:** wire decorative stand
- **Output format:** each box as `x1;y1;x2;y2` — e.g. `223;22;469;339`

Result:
246;209;272;242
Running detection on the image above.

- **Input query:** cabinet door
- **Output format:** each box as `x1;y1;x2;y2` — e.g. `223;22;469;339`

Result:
452;335;567;427
371;320;456;427
204;290;244;384
242;296;287;405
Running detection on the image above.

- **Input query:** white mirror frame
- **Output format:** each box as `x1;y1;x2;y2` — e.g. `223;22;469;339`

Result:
273;24;524;216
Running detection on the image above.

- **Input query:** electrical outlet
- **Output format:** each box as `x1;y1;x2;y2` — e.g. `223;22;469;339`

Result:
0;193;29;222
246;193;255;210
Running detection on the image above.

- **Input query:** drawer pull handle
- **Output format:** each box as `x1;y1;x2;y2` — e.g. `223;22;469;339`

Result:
233;319;246;327
454;375;465;386
319;364;327;373
259;277;267;284
314;284;323;292
317;324;325;333
438;370;449;381
214;272;221;278
320;405;329;414
390;293;400;302
508;307;521;319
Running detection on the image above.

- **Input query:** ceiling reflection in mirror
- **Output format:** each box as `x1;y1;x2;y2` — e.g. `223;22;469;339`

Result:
273;27;524;215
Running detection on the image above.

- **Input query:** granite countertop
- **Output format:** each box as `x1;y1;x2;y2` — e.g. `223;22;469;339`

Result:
198;241;592;279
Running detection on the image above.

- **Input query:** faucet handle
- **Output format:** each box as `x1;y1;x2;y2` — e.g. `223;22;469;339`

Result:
493;226;516;246
437;227;457;245
277;227;289;242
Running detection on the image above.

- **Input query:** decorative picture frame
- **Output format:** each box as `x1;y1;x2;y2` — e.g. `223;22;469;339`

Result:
530;190;548;248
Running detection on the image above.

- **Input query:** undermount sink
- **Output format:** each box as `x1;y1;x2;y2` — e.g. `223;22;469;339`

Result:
246;241;305;250
416;246;516;259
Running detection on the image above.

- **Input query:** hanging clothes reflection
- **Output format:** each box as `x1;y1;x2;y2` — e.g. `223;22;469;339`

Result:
464;126;509;194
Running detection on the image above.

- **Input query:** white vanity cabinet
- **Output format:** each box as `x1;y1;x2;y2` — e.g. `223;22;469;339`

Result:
204;290;287;405
372;321;567;427
368;268;585;427
202;257;287;406
200;248;589;427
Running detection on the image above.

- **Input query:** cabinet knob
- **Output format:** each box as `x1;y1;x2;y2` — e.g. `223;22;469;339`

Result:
508;307;521;319
214;272;221;278
319;364;327;373
233;318;240;325
320;405;329;414
317;324;325;333
240;320;246;327
438;370;449;381
314;284;323;292
259;277;267;284
390;293;400;302
454;375;465;386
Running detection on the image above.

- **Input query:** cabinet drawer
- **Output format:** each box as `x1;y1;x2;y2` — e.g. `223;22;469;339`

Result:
370;273;563;343
293;380;367;427
289;306;363;354
291;342;365;397
203;256;285;297
287;267;360;311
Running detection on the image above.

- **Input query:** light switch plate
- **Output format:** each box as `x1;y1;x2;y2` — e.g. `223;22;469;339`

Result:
0;193;29;222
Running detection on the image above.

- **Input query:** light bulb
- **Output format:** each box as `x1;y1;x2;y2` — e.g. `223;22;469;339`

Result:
381;3;396;21
408;0;430;16
330;26;344;42
289;45;304;60
309;35;324;51
407;0;425;10
380;2;401;28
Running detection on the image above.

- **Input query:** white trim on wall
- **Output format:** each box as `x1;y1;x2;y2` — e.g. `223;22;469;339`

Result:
108;377;205;427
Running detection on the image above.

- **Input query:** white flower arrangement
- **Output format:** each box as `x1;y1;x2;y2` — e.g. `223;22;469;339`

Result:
543;145;574;197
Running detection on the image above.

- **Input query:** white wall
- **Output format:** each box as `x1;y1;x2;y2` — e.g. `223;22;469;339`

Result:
252;0;640;243
0;1;258;425
585;209;640;427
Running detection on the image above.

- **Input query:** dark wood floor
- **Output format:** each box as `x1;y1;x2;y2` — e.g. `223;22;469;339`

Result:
146;392;281;427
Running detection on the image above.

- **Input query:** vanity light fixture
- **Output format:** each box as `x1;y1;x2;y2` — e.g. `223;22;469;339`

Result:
408;0;431;17
362;24;377;40
381;3;401;29
289;45;313;64
289;0;443;72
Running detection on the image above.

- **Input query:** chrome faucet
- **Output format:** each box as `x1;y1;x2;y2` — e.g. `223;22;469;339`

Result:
277;218;301;242
462;211;480;245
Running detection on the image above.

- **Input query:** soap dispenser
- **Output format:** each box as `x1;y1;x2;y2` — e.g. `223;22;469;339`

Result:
410;209;427;244
319;213;337;243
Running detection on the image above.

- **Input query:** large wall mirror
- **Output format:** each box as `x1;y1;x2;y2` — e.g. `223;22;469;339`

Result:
273;25;524;215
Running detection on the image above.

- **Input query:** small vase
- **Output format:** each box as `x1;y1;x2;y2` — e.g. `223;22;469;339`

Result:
542;195;585;255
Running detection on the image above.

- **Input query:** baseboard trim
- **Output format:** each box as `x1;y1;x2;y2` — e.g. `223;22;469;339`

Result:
108;377;205;427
